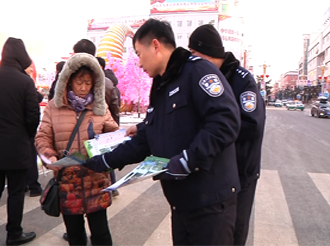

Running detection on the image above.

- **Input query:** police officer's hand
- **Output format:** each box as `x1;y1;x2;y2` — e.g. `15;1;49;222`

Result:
153;150;191;180
125;125;138;137
84;154;112;173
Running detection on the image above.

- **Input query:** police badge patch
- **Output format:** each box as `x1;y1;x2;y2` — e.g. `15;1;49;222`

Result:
199;74;224;97
240;91;257;112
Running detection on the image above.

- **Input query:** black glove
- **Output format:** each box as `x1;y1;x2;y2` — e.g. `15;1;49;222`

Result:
84;154;111;173
153;150;191;180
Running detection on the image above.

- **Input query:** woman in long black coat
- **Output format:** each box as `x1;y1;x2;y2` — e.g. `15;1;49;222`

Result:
0;37;40;245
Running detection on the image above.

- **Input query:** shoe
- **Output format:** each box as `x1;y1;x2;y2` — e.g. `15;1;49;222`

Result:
112;189;119;197
63;232;68;241
6;231;36;245
29;187;43;197
25;186;29;193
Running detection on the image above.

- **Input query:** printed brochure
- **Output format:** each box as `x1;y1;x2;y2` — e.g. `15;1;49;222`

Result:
39;152;87;167
102;156;169;192
84;129;131;157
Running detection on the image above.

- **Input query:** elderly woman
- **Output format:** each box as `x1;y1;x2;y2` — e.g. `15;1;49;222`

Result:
35;53;119;246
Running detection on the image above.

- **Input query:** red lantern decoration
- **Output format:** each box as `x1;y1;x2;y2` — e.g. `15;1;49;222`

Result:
318;75;322;80
324;76;328;80
260;75;264;78
266;75;269;78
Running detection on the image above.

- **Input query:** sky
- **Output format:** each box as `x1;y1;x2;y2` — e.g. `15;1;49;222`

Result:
239;0;330;80
0;0;329;80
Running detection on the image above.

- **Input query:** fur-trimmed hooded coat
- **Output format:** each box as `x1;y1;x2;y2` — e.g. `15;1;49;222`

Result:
35;53;119;215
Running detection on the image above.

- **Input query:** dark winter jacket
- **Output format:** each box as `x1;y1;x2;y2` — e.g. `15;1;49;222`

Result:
105;69;121;109
102;48;241;212
0;37;40;170
221;52;266;188
105;77;120;125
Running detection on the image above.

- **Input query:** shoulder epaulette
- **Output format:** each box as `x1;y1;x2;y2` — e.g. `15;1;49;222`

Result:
236;68;250;79
188;55;202;62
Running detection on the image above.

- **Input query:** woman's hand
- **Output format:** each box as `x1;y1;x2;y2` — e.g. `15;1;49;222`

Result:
46;156;62;171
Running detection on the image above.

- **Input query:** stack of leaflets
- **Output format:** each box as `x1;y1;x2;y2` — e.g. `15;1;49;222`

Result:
102;156;169;192
84;129;131;157
39;152;87;167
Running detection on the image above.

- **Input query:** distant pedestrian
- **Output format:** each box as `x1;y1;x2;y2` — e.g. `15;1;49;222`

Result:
189;24;266;245
25;64;44;197
48;61;65;101
105;68;121;113
0;37;40;245
96;57;119;125
96;56;120;197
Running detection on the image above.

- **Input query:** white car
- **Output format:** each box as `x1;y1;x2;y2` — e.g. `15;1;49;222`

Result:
287;101;305;111
274;99;282;107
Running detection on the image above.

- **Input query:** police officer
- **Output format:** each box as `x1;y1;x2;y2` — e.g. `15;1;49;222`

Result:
188;24;266;245
85;18;241;245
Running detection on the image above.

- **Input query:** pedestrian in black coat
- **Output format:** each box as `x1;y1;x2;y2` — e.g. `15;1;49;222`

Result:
96;56;120;197
105;69;121;109
0;37;40;245
24;64;44;197
189;24;266;245
48;61;65;101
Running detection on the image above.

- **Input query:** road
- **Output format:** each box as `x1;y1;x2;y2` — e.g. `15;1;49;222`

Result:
1;107;330;246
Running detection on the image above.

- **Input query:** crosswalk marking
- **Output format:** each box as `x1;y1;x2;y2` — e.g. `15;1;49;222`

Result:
2;169;330;245
254;169;299;246
143;212;171;246
0;196;42;226
308;173;330;206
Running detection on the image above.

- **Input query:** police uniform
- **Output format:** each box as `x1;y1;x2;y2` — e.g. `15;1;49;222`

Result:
221;52;266;245
98;48;241;245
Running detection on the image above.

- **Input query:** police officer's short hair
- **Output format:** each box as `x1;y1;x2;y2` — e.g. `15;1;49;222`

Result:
73;39;96;56
133;18;176;49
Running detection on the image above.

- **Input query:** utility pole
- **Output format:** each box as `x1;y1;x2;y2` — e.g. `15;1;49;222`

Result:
259;63;271;104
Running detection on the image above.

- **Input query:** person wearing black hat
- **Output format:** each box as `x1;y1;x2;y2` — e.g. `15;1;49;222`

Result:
84;18;241;245
189;24;266;245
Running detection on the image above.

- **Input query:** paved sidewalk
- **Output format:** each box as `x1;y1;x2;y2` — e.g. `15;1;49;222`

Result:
120;112;145;125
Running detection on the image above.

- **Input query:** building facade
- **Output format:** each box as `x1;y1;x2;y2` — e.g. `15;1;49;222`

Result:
86;0;245;66
305;6;330;93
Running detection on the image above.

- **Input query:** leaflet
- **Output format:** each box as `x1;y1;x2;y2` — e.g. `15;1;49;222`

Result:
39;152;87;167
84;129;131;157
102;156;169;192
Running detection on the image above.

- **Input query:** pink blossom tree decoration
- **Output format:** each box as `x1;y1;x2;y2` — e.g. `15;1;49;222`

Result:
105;50;152;117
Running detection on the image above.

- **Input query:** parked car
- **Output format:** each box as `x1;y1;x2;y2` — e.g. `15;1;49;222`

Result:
287;101;305;111
311;97;330;118
285;100;294;109
281;99;288;106
267;100;276;106
274;99;282;107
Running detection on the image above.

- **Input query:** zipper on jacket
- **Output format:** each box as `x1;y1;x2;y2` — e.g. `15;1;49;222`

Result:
80;168;88;213
76;112;87;212
76;112;81;154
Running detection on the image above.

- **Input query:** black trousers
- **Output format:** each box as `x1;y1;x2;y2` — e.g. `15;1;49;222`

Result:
63;209;112;246
109;170;117;184
26;139;41;191
171;195;237;245
234;178;258;245
0;169;27;239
